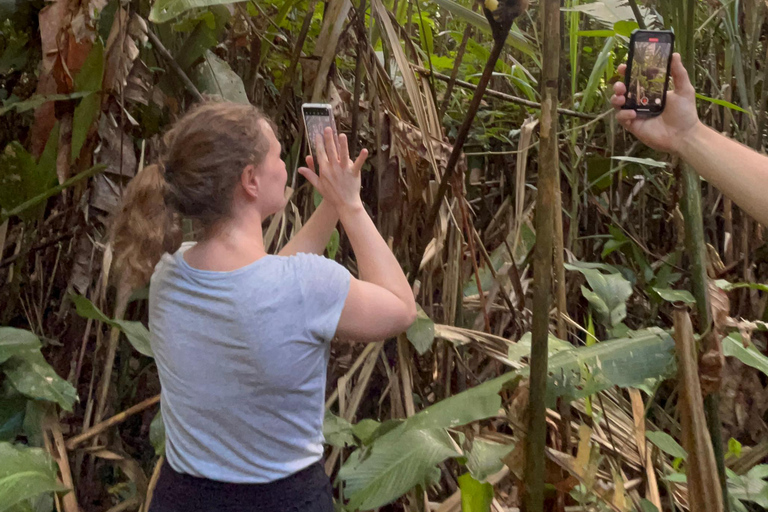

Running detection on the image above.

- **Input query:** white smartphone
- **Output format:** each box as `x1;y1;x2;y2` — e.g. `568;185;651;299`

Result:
301;103;338;162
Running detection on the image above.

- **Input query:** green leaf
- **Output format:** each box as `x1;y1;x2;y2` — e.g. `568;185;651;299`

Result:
0;93;91;116
0;329;41;365
323;411;355;449
0;397;27;442
3;351;78;411
325;229;340;260
646;431;687;459
723;334;768;377
534;329;676;406
0;442;68;512
150;0;239;23
613;20;638;37
150;410;165;457
508;332;573;363
577;30;616;37
696;93;749;114
653;287;696;304
728;465;768;507
639;498;660;512
611;156;668;168
580;36;614;112
339;427;461;510
466;439;514;483
406;306;435;355
565;263;633;327
71;42;104;160
458;472;493;512
71;295;153;357
0;143;55;222
352;419;382;446
715;280;768;294
193;51;249;104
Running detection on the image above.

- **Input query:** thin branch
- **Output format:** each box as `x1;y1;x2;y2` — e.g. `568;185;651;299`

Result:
146;29;204;103
66;394;160;450
412;64;596;120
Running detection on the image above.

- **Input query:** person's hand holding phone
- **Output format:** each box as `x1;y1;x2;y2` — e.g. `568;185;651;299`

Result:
612;53;701;156
298;128;368;213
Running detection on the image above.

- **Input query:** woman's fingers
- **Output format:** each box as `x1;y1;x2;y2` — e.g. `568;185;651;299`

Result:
617;63;626;77
323;127;339;164
338;133;350;166
315;134;329;169
305;155;315;171
610;93;626;109
613;80;627;97
352;149;369;176
616;109;636;130
298;166;320;189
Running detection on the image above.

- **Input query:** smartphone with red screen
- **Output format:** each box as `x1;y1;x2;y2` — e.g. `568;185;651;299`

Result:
622;30;675;117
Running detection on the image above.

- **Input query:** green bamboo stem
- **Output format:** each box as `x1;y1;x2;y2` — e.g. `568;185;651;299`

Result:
679;0;729;509
524;0;560;509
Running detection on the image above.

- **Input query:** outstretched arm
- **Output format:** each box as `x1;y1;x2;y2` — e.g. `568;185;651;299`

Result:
611;53;768;227
278;157;340;257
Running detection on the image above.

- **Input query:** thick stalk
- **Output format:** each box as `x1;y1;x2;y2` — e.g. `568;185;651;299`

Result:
679;1;729;508
349;0;367;156
275;0;319;121
524;0;559;510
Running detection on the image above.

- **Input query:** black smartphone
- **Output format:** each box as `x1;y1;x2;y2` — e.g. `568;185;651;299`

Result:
301;103;338;162
622;30;675;116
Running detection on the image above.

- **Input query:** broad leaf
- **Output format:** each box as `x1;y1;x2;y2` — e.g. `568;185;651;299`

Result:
150;410;165;457
466;439;514;482
646;431;687;459
339;427;461;510
4;351;78;411
71;42;104;161
531;329;676;406
565;264;633;327
0;397;27;442
0;442;68;512
323;411;355;449
723;335;768;377
406;306;435;355
508;332;573;363
458;472;493;512
150;0;239;24
193;51;249;104
0;329;41;365
653;287;696;305
71;295;153;357
728;465;768;507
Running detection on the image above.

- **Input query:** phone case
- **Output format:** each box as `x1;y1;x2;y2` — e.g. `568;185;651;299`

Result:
301;104;337;159
623;30;675;117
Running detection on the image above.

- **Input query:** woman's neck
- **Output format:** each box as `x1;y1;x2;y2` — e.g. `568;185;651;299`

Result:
184;213;269;272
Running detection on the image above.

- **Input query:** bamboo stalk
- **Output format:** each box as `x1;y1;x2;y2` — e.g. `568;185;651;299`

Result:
679;1;729;508
67;394;160;450
524;0;560;509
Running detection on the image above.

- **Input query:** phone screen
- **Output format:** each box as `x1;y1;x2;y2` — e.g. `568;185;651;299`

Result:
625;32;673;114
302;105;337;160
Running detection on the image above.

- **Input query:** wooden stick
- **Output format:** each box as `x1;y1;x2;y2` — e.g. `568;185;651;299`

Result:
66;394;160;450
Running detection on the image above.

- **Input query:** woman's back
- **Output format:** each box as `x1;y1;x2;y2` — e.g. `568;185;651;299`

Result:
149;243;350;483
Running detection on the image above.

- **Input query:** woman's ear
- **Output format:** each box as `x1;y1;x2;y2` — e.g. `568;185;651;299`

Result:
240;164;260;200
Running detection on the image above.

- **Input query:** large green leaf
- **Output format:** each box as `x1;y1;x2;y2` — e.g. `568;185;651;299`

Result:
193;51;249;104
466;439;514;482
565;263;633;328
508;332;573;363
563;1;650;27
0;329;41;365
71;42;104;161
150;410;165;457
528;329;676;406
458;472;493;512
323;411;355;449
0;442;68;512
406;306;435;355
653;287;696;305
150;0;238;24
723;335;768;377
3;351;78;411
339;427;461;510
646;431;687;459
71;295;153;357
728;465;768;508
579;36;614;112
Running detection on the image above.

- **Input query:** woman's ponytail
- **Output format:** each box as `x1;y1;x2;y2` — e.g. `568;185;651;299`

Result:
111;163;182;291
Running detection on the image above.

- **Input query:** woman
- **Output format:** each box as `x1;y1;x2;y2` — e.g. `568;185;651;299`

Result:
111;102;417;512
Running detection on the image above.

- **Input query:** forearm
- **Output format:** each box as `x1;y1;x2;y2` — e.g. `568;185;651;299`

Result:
278;200;339;256
339;204;416;313
679;123;768;227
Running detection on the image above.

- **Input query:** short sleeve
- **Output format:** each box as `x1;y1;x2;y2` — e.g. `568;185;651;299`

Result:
293;253;352;342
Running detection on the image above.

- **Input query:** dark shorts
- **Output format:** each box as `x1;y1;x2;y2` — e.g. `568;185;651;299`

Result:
148;459;334;512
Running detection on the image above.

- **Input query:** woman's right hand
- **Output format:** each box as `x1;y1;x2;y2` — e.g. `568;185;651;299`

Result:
298;127;368;213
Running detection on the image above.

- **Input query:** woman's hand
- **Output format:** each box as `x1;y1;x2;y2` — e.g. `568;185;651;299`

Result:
611;53;701;156
298;128;368;213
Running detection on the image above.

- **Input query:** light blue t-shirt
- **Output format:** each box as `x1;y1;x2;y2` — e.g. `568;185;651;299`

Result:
149;242;351;483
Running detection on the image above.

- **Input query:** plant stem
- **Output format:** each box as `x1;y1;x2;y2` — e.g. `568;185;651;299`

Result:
524;0;560;509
